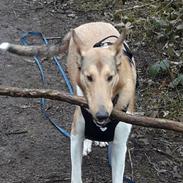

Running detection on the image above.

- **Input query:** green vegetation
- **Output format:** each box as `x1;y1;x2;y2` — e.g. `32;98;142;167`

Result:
114;0;182;61
73;0;114;12
114;0;182;119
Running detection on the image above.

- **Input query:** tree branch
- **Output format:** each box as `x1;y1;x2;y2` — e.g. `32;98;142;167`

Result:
0;85;182;133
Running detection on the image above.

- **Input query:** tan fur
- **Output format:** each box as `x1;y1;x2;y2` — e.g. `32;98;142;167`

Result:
64;22;136;131
67;22;120;86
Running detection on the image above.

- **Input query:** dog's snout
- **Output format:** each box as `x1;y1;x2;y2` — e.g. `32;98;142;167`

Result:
96;110;109;121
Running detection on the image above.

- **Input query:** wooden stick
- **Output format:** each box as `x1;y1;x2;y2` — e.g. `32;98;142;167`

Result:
0;85;182;133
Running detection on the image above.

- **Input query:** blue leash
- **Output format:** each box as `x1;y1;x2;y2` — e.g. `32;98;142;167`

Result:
20;31;135;183
20;32;73;137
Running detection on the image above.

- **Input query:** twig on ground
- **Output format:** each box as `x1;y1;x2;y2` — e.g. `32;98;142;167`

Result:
145;153;163;176
0;85;183;133
128;148;134;179
5;130;28;135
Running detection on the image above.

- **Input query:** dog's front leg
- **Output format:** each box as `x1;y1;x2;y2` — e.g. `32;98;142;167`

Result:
71;108;85;183
111;122;132;183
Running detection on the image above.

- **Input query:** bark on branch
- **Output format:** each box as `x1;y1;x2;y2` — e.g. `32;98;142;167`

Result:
0;85;182;133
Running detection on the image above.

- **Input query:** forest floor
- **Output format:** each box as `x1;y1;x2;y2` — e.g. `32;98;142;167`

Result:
0;0;182;183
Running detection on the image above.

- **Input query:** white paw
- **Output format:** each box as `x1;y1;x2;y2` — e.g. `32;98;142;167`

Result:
94;141;108;147
83;139;92;156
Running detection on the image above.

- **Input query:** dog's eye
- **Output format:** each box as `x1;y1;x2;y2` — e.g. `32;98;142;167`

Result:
107;75;113;82
86;75;93;82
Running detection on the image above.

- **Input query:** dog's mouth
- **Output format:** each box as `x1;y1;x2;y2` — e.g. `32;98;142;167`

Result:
94;118;110;128
84;108;111;128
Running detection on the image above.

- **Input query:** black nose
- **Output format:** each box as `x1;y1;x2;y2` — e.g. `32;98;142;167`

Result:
96;111;109;121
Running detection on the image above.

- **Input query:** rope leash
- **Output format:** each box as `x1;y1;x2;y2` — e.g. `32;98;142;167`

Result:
19;32;135;183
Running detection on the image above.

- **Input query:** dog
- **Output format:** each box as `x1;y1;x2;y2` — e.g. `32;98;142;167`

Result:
0;22;136;183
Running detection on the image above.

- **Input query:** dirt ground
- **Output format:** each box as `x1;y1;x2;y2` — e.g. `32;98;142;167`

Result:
0;0;182;183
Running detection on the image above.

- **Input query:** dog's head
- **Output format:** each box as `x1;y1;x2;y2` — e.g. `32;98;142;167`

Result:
72;29;127;126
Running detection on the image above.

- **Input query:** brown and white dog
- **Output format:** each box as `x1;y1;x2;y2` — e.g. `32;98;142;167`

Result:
0;22;136;183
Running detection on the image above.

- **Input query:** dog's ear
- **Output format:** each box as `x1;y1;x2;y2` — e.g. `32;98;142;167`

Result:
112;28;127;55
71;29;86;69
110;28;127;67
71;29;86;55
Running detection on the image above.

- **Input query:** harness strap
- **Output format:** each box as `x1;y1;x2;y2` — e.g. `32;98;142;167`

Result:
93;35;118;47
123;42;133;60
93;35;135;66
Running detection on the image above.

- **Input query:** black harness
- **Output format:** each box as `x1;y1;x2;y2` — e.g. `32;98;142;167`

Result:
81;35;133;142
81;108;119;141
93;35;118;48
93;35;134;65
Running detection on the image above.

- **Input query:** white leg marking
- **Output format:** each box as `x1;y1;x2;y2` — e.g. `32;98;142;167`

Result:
0;42;10;50
112;122;132;183
83;139;92;156
76;85;94;157
71;111;85;183
71;134;83;183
